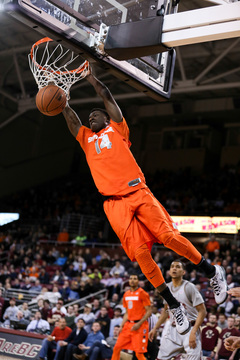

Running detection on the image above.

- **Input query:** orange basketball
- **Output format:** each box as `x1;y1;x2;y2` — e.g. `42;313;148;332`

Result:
36;85;67;116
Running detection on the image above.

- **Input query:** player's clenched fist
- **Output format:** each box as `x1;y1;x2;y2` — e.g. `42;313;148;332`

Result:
224;336;240;351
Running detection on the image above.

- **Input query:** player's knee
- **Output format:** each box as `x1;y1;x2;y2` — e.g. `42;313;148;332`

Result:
134;244;156;274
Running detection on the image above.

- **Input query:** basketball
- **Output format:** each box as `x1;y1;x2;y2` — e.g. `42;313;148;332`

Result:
36;85;67;116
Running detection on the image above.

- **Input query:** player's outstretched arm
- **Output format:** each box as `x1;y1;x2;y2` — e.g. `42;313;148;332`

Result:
148;304;168;342
85;68;122;123
62;104;82;138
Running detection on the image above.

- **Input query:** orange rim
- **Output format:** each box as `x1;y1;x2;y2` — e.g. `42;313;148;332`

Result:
30;37;89;75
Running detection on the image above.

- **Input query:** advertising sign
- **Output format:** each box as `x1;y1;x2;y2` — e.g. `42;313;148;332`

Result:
0;328;44;360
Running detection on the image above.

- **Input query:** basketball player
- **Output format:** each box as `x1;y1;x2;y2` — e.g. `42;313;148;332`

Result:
111;274;152;360
62;67;227;335
148;260;206;360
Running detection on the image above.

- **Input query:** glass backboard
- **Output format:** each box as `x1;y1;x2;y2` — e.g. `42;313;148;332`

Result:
4;0;177;101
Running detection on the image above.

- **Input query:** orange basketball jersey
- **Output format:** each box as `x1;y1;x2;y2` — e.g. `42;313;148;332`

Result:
123;287;151;321
76;118;146;196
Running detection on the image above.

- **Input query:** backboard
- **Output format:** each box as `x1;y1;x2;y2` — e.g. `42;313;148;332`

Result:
4;0;177;101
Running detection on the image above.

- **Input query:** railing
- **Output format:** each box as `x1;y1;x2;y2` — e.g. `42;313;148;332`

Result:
4;288;41;304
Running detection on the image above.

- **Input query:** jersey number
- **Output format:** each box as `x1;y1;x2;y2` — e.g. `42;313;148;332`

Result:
95;134;112;154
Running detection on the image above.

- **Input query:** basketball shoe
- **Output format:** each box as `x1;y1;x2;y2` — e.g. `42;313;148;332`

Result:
170;304;191;335
210;265;228;305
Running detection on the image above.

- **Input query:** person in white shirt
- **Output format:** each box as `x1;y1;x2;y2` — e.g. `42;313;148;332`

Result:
52;298;67;315
3;298;19;326
75;304;96;333
26;311;50;334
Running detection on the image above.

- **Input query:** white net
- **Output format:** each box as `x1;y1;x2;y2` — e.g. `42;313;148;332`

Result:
29;38;89;99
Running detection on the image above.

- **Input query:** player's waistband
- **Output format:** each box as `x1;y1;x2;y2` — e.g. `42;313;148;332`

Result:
128;319;141;323
172;320;196;327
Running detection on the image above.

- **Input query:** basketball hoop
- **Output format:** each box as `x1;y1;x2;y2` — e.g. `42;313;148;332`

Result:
29;37;89;99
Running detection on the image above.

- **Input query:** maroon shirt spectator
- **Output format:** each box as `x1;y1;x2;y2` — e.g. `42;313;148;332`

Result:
215;316;240;359
202;314;220;357
41;299;52;321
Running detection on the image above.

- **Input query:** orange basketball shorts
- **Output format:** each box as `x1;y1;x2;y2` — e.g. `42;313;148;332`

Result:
114;320;149;353
103;187;179;261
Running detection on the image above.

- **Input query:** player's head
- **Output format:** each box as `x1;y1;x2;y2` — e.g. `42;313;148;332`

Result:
129;274;139;288
169;260;186;279
89;108;110;132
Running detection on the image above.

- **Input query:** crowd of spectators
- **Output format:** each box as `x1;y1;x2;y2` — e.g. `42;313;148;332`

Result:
0;226;239;359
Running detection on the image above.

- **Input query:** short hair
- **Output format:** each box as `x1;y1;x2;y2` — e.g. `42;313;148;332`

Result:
170;259;186;270
129;273;139;280
77;318;86;324
90;108;110;120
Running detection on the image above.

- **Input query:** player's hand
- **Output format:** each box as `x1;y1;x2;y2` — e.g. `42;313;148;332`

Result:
148;329;156;342
84;63;92;78
131;323;141;331
227;287;240;297
224;336;240;351
189;330;196;349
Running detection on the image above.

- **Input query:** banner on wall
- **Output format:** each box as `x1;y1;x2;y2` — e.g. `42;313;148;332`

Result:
0;328;43;360
172;216;239;234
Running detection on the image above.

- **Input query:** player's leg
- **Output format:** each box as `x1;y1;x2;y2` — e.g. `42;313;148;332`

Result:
136;188;228;305
111;323;133;360
104;198;190;334
134;353;147;360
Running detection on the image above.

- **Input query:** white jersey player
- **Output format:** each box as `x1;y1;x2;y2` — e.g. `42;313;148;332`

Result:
149;260;206;360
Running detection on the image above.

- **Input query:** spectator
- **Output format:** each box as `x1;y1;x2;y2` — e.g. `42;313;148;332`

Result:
18;301;32;321
218;313;228;330
57;228;69;242
110;261;125;277
21;277;32;291
80;324;120;360
51;269;65;284
219;295;235;317
69;281;80;300
30;279;42;292
65;305;76;329
75;304;96;333
73;321;105;359
3;297;18;326
214;316;240;360
54;318;88;360
97;306;110;338
55;253;68;266
26;310;50;334
38;267;50;284
73;304;80;317
52;298;67;315
10;310;30;330
109;307;123;337
0;289;5;321
49;300;66;326
101;271;112;288
60;280;71;301
91;299;101;318
38;317;72;360
41;299;52;321
73;256;87;272
11;278;21;289
107;272;123;298
104;299;115;319
202;313;221;358
205;235;220;260
110;293;120;309
227;274;239;289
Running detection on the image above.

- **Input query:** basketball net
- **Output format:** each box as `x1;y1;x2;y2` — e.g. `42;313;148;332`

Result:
29;37;89;99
